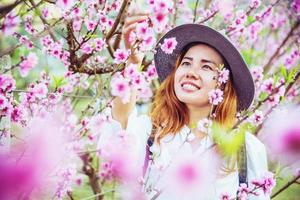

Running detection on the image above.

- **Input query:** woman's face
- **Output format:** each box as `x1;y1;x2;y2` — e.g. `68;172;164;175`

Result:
174;44;224;108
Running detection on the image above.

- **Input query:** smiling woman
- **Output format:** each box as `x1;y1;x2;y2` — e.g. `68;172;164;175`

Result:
99;23;270;200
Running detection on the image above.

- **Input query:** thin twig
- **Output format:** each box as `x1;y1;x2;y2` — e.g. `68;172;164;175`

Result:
271;174;300;199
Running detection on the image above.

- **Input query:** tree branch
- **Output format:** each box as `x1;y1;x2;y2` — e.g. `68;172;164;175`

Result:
263;21;300;73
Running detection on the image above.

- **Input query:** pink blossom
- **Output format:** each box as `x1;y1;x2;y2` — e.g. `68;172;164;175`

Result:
42;8;49;18
81;43;93;54
0;74;16;93
160;37;178;54
292;0;300;16
56;0;75;10
260;78;273;94
11;106;24;123
218;0;234;18
248;110;264;125
124;63;139;79
30;83;48;99
110;75;131;103
237;183;250;200
208;88;224;105
145;63;158;81
250;0;261;9
220;193;231;200
261;104;300;166
218;68;230;84
0;94;9;110
85;19;97;31
19;52;38;77
113;48;130;64
19;35;34;49
251;172;276;195
150;12;169;33
1;11;20;35
94;38;106;51
251;66;264;85
163;152;219;199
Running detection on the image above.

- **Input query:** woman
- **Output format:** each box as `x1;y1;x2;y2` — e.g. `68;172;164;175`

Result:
98;12;269;200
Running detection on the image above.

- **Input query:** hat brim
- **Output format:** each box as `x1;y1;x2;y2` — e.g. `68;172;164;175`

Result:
154;24;255;111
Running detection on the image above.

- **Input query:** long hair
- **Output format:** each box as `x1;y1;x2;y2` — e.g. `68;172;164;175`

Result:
150;42;238;144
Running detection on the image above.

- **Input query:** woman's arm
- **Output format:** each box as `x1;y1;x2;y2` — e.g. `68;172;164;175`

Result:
111;9;149;129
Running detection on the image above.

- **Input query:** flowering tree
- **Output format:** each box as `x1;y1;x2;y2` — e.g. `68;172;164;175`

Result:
0;0;300;199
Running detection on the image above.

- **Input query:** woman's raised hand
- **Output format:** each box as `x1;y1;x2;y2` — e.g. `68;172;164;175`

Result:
112;88;137;129
122;8;150;65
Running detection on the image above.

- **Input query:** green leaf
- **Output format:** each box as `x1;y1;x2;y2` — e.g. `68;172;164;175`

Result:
52;75;67;88
212;122;247;156
280;65;288;80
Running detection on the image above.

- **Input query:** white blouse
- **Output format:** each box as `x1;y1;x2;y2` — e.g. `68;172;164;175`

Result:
97;107;270;200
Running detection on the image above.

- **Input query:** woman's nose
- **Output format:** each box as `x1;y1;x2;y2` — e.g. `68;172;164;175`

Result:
185;67;200;79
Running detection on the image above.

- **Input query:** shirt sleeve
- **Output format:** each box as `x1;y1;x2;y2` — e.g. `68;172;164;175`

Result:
245;132;270;200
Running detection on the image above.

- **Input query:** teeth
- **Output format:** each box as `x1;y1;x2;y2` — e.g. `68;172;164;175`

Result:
182;83;199;91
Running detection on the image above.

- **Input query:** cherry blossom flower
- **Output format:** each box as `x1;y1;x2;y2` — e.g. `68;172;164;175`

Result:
250;0;261;9
56;0;75;10
113;48;130;64
110;75;131;103
260;104;300;167
0;94;9;110
19;52;38;77
237;183;250;200
29;83;48;99
248;110;264;126
85;19;97;31
0;74;16;93
1;11;20;35
145;63;158;81
162;151;219;199
218;68;230;84
251;172;276;195
160;37;178;54
220;193;231;200
81;43;93;54
93;38;106;52
208;89;224;105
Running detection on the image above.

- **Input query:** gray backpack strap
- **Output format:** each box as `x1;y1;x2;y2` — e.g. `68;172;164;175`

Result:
238;140;248;185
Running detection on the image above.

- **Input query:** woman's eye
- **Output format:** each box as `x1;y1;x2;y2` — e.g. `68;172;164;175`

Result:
181;62;190;66
202;65;213;70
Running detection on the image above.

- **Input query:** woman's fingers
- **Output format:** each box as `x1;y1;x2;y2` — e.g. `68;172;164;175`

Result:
124;15;149;27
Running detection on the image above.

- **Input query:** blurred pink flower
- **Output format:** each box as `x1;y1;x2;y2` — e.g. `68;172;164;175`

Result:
160;37;177;54
208;88;224;105
237;183;250;200
20;52;38;77
250;0;261;9
261;104;300;168
56;0;75;10
251;172;276;195
220;193;231;200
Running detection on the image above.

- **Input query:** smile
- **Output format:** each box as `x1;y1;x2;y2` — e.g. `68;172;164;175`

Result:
181;81;201;91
